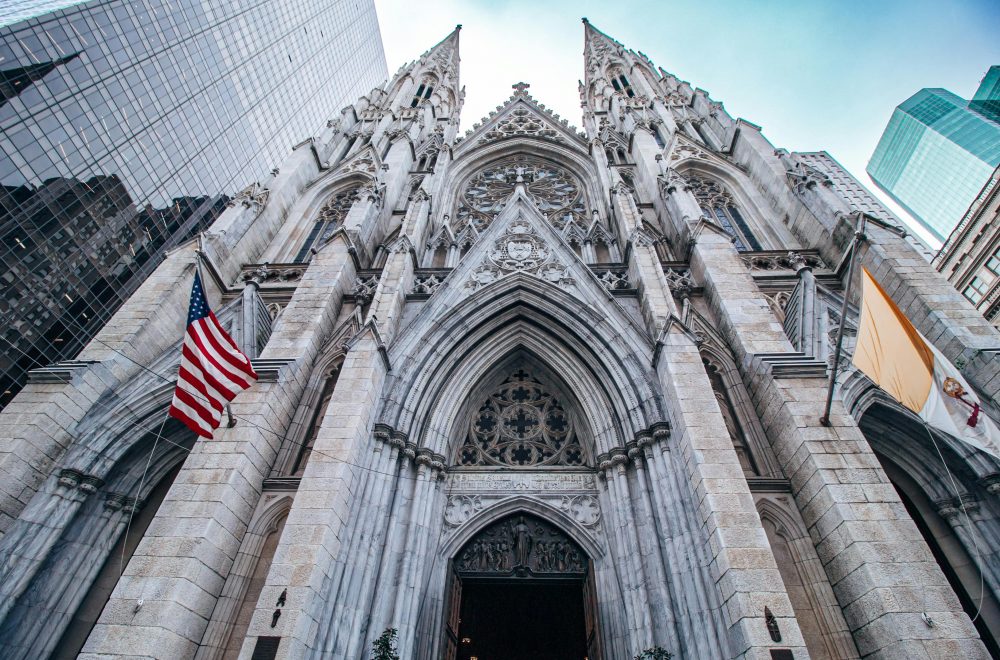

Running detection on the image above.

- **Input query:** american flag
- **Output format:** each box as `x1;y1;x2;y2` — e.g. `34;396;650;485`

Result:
168;272;258;438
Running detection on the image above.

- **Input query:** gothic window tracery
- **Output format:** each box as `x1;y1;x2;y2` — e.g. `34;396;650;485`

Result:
687;175;762;252
609;68;635;97
456;369;585;467
454;156;588;232
295;186;361;262
410;79;434;107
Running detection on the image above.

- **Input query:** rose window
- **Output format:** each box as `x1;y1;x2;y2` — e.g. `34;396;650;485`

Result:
455;156;587;232
457;369;585;467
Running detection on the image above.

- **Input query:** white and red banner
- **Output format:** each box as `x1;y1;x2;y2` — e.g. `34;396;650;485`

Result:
852;268;1000;461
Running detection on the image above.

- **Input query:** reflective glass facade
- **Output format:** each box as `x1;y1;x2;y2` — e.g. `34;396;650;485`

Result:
867;71;1000;244
0;0;387;408
971;65;1000;124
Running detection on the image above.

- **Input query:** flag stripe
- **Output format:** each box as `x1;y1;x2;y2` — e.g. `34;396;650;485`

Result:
169;403;214;438
203;313;256;375
208;312;254;369
182;342;238;399
176;367;224;412
174;388;219;427
190;322;252;389
187;328;247;392
200;317;255;378
168;272;257;439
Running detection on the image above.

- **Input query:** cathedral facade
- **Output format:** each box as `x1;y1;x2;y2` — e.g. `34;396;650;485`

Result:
0;21;998;660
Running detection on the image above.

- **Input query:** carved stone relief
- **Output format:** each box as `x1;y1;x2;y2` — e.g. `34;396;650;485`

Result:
466;220;574;291
479;107;563;145
442;469;602;546
454;514;588;576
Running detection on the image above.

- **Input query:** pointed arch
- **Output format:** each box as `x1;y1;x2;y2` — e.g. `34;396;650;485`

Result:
450;349;592;468
379;274;664;459
675;159;791;251
439;495;606;562
272;314;360;475
198;494;294;660
755;497;859;659
424;224;454;268
261;170;373;263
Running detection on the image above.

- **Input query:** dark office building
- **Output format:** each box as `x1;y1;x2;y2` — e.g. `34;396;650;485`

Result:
0;0;388;407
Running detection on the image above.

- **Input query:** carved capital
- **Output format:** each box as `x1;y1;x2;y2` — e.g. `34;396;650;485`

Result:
980;473;1000;495
57;468;83;490
105;493;141;514
78;474;104;494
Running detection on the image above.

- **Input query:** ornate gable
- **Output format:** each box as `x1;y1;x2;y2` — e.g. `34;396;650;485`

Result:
337;144;381;176
663;133;717;168
467;218;574;291
455;84;587;152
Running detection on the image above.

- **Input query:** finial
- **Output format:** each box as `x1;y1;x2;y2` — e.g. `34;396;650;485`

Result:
582;17;589;24
455;24;462;30
512;81;530;97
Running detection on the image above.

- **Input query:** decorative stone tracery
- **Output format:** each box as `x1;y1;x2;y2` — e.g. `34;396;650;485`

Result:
456;369;585;467
455;155;587;231
479;107;564;145
295;186;361;261
687;174;762;251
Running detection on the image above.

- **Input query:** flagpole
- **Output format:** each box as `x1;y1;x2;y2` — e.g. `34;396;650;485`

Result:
820;212;867;427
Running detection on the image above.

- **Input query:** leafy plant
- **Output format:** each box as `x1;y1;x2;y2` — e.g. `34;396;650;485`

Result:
635;647;673;660
371;628;400;660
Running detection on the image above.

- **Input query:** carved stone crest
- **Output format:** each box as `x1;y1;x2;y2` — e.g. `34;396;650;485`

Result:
467;220;573;290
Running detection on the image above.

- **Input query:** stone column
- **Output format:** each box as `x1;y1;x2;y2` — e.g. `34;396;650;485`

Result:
236;323;389;659
81;234;359;659
654;324;807;659
602;452;654;652
681;215;988;657
0;469;100;629
628;442;679;652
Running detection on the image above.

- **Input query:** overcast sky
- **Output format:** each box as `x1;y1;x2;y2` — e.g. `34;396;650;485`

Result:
374;0;1000;248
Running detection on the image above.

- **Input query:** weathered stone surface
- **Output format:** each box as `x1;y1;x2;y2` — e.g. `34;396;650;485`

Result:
1;19;996;660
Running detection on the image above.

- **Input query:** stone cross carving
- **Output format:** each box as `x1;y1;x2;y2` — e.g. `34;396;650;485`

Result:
512;81;531;97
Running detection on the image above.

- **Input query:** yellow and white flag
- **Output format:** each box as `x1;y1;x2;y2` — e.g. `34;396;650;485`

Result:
852;268;1000;461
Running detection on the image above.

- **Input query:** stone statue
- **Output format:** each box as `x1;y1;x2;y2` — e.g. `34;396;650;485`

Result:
512;516;532;568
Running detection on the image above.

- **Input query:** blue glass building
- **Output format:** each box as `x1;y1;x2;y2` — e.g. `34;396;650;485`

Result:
867;67;1000;243
0;0;388;409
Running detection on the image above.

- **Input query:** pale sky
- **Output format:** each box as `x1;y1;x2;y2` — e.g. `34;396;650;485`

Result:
374;0;1000;249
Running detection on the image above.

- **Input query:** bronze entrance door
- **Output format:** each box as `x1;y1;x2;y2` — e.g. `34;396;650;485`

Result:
444;513;599;660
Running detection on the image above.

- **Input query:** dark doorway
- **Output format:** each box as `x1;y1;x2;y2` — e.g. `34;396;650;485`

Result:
456;579;588;660
444;513;598;660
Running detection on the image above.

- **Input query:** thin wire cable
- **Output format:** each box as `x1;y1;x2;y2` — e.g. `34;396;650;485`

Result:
922;421;986;623
119;412;168;578
0;334;427;485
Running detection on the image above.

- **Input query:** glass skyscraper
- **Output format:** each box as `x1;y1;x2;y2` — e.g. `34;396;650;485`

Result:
867;67;1000;244
0;0;388;408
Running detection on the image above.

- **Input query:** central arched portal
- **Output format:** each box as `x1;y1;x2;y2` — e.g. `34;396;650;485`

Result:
444;513;598;660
